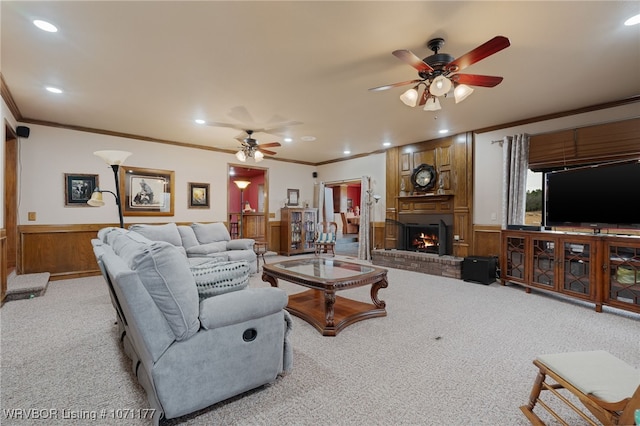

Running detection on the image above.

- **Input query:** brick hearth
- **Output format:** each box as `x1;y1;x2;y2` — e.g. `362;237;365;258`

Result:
372;249;462;279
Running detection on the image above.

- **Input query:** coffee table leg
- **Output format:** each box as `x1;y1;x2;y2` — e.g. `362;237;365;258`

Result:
370;276;388;308
324;291;336;327
262;272;278;288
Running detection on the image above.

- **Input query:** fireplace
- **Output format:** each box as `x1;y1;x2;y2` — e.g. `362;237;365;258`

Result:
385;214;453;256
404;221;448;256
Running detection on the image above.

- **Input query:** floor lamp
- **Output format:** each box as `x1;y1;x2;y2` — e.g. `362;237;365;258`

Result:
88;150;132;228
234;180;251;238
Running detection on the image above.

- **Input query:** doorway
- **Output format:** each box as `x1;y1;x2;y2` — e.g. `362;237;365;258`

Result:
228;164;269;242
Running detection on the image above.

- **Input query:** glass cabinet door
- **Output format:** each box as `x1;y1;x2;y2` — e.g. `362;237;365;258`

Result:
505;236;526;281
607;245;640;309
561;240;592;297
532;237;556;288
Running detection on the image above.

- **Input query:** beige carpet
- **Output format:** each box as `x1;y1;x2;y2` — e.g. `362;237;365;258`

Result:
1;254;638;425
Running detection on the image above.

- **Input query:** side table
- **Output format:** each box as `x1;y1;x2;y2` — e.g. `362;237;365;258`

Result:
253;241;268;271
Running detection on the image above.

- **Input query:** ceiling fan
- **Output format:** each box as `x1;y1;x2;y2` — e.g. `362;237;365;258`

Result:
370;36;511;110
235;130;281;162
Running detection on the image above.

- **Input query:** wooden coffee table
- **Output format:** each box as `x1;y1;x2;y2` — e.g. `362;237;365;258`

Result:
262;258;388;336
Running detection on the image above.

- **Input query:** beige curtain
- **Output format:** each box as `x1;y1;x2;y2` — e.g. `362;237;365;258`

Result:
358;176;371;260
502;134;530;228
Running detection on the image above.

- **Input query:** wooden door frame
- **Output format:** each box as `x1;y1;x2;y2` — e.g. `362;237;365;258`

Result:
227;163;269;242
4;123;18;276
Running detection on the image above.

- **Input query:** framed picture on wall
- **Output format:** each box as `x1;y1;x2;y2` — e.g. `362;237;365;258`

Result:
287;188;299;206
120;166;175;216
188;182;210;208
64;173;99;206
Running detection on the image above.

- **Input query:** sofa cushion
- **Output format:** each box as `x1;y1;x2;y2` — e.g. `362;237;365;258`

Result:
108;228;154;264
177;225;199;249
227;238;255;250
129;241;200;341
191;222;231;244
186;241;228;256
190;260;250;301
129;223;183;247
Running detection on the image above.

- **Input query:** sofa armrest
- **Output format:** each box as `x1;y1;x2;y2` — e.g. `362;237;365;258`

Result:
226;238;255;250
199;287;287;330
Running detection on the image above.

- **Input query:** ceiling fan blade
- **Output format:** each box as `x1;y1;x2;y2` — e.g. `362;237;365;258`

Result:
258;142;281;148
258;148;278;156
450;73;504;87
207;121;247;130
445;36;511;73
369;79;422;92
392;49;434;73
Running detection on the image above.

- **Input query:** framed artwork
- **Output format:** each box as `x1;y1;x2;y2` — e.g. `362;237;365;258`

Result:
287;188;299;206
120;166;175;216
64;173;99;206
188;182;210;209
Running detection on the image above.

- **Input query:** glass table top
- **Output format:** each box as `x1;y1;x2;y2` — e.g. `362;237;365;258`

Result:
268;258;376;279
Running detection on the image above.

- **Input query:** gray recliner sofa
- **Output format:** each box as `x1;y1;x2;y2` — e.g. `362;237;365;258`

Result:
92;227;292;425
129;222;258;273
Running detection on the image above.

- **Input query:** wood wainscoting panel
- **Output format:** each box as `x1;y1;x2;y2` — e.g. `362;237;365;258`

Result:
19;224;112;281
473;225;502;258
268;221;281;253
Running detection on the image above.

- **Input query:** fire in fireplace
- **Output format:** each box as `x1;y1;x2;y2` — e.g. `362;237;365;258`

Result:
405;220;448;256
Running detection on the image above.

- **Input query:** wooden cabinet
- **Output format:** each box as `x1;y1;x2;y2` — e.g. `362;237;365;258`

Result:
241;213;265;240
280;208;318;255
502;230;640;314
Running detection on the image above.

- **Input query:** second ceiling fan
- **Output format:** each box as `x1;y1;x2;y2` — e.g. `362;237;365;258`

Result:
235;130;281;162
370;36;511;110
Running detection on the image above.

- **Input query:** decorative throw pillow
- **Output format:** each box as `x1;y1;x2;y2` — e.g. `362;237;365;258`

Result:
190;260;250;301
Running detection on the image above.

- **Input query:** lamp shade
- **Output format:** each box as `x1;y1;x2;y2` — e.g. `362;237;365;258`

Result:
423;96;442;111
87;190;105;206
94;150;132;165
234;180;251;190
254;150;264;162
429;75;452;97
454;84;474;103
235;150;247;162
399;87;419;107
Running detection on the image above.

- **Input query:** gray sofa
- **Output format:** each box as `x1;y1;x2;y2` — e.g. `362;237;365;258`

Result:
92;227;292;425
129;222;258;273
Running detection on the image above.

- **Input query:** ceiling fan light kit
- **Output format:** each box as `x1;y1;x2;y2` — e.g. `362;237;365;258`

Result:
370;35;510;112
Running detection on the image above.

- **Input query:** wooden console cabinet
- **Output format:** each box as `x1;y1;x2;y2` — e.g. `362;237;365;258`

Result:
280;208;318;255
501;230;640;314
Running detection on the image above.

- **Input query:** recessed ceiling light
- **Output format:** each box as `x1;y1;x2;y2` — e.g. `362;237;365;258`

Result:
194;119;205;124
383;142;391;147
439;129;449;134
343;150;351;155
45;86;62;94
301;136;316;142
624;14;640;26
284;137;293;143
33;20;58;32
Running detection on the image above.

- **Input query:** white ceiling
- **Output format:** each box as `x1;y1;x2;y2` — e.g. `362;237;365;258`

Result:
2;1;639;165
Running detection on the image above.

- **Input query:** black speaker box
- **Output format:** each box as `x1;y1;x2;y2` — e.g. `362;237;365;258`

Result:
312;172;318;178
16;126;30;138
462;256;497;285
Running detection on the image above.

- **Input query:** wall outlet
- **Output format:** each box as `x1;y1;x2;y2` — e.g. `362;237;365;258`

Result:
28;212;36;221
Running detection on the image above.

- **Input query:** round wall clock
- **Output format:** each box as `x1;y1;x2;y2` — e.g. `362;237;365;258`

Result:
411;163;437;192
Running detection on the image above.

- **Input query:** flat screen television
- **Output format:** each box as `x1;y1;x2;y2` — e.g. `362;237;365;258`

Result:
544;160;640;231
